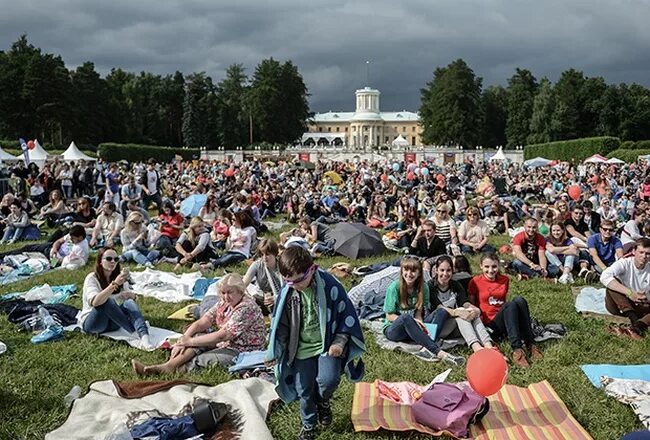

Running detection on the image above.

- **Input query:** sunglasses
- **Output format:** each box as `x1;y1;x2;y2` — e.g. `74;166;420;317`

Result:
467;213;478;217
601;227;614;232
103;256;119;262
284;264;316;286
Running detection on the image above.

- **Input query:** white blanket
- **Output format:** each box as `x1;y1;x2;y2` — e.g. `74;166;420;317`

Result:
602;377;650;429
46;378;279;440
575;287;615;316
65;323;181;351
130;268;204;302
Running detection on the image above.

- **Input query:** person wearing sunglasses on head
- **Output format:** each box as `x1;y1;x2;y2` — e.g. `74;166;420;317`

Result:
78;247;152;349
265;246;365;440
120;212;160;268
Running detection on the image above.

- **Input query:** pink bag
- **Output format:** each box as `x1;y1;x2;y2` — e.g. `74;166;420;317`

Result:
411;382;489;438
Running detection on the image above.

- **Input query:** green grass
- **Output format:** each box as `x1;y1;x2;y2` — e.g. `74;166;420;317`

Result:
0;232;647;439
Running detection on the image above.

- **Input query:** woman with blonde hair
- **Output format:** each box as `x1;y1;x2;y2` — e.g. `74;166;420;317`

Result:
120;211;160;267
132;273;265;374
383;257;464;365
174;216;216;270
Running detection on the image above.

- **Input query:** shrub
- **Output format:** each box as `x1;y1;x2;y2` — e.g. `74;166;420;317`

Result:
98;143;199;162
607;148;650;163
525;136;620;161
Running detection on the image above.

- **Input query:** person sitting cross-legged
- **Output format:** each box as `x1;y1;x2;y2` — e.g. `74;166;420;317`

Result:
587;219;623;276
600;237;650;339
457;206;495;255
511;217;557;280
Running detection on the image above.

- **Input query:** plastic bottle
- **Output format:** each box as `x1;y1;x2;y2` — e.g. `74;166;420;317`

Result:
38;306;56;328
63;385;82;408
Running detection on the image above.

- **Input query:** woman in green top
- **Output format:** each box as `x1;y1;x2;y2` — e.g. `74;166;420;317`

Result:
383;257;465;365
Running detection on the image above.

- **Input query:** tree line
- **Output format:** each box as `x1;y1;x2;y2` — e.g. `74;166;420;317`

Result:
0;35;310;149
419;59;650;148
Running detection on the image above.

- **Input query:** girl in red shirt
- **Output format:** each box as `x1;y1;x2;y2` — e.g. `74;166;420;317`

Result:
467;253;542;368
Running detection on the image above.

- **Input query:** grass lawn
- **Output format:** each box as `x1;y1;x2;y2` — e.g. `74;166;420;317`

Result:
0;230;647;439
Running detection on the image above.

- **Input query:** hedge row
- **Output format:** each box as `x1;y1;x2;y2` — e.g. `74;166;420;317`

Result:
98;143;199;162
619;140;650;150
607;148;650;163
525;136;620;161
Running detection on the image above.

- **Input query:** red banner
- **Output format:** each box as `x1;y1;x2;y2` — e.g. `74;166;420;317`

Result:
299;152;310;162
404;152;416;163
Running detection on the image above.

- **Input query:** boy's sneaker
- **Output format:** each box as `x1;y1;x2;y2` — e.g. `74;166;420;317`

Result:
298;425;316;440
558;273;570;285
566;273;575;284
414;348;440;362
442;353;466;367
317;400;333;426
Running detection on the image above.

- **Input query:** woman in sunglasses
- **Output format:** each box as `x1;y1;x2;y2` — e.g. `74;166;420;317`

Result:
78;247;152;349
120;212;160;268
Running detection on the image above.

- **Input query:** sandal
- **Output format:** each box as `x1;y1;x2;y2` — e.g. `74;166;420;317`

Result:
607;323;625;337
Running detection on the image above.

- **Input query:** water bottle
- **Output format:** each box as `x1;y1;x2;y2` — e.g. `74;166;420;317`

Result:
63;385;82;408
38;306;56;328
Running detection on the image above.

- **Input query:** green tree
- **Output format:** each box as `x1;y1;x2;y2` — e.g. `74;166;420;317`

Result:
598;85;623;137
619;84;650;140
70;62;109;144
480;85;507;147
505;68;537;146
182;72;214;147
550;69;584;140
419;59;483;147
527;78;555;144
579;76;607;137
215;64;248;148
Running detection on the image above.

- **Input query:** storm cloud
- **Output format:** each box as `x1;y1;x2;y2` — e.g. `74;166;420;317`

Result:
2;0;650;112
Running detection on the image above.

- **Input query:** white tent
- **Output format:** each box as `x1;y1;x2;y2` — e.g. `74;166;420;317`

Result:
62;141;96;162
391;135;409;147
606;157;625;164
523;156;552;168
14;139;50;168
489;147;507;161
584;154;607;164
0;146;18;163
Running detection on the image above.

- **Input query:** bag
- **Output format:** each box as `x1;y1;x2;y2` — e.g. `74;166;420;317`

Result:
411;382;489;438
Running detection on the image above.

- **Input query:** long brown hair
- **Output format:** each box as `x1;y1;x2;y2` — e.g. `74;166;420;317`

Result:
399;258;425;311
95;247;121;289
547;221;568;246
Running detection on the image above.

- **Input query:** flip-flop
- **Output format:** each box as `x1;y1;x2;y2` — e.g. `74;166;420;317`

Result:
606;323;625;337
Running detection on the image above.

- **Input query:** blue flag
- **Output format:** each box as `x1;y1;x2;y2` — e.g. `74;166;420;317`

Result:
19;138;30;165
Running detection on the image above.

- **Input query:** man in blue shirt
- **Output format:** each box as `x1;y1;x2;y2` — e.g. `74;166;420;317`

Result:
587;219;624;273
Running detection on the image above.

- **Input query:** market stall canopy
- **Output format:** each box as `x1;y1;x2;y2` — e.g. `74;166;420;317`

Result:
14;140;50;167
62;141;96;162
523;157;551;168
0;146;18;162
391;135;409;147
605;157;625;164
488;147;506;161
584;154;608;163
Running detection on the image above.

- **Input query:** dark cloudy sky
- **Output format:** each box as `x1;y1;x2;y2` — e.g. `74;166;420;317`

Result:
2;0;650;113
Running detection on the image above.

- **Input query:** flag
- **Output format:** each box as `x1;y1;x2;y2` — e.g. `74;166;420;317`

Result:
19;138;30;165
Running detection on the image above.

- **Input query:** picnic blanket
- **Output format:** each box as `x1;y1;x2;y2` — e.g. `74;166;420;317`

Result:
0;283;76;304
602;377;650;430
64;322;181;351
0;252;50;285
574;286;628;324
46;378;278;440
581;364;650;388
351;379;593;439
130;269;205;302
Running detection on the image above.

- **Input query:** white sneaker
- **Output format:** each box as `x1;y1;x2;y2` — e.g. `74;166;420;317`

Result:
140;334;154;350
566;274;575;284
558;273;569;285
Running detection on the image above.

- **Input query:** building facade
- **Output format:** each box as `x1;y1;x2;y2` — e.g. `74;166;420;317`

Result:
302;87;423;148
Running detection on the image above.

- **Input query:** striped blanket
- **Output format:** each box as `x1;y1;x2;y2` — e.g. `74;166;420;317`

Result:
352;380;593;439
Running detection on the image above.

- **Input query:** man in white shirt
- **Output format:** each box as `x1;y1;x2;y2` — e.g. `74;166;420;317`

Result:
140;159;163;212
600;237;650;339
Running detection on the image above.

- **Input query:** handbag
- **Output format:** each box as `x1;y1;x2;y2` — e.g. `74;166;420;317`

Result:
411;382;489;438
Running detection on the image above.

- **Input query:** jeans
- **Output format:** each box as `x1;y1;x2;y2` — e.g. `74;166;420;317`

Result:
384;314;439;354
460;243;496;254
144;192;163;212
61;184;73;199
122;248;161;265
423;308;451;340
512;259;559;278
294;354;343;429
82;298;148;336
1;226;25;242
210;251;246;268
487;296;534;350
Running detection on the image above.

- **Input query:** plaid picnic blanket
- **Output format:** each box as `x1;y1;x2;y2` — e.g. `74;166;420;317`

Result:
351;379;593;439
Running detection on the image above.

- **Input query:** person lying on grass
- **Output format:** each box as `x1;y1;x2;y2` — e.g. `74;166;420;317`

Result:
427;255;494;354
468;252;543;368
79;247;152;349
383;256;465;366
265;246;365;440
132;273;265;375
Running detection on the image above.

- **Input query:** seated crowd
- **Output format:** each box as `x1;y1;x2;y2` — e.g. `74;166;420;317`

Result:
2;155;650;439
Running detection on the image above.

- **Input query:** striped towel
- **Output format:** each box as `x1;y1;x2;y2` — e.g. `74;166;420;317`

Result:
352;380;593;440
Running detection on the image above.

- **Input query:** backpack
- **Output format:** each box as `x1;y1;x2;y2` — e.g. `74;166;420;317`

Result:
411;382;489;438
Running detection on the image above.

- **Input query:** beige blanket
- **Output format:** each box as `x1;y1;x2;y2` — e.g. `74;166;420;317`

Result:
46;378;278;440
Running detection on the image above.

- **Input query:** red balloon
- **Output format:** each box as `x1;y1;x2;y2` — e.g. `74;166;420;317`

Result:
466;348;508;397
27;140;35;150
406;171;416;181
568;185;581;201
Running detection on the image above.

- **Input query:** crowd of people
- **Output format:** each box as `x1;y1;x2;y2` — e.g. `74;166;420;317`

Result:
1;153;650;439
